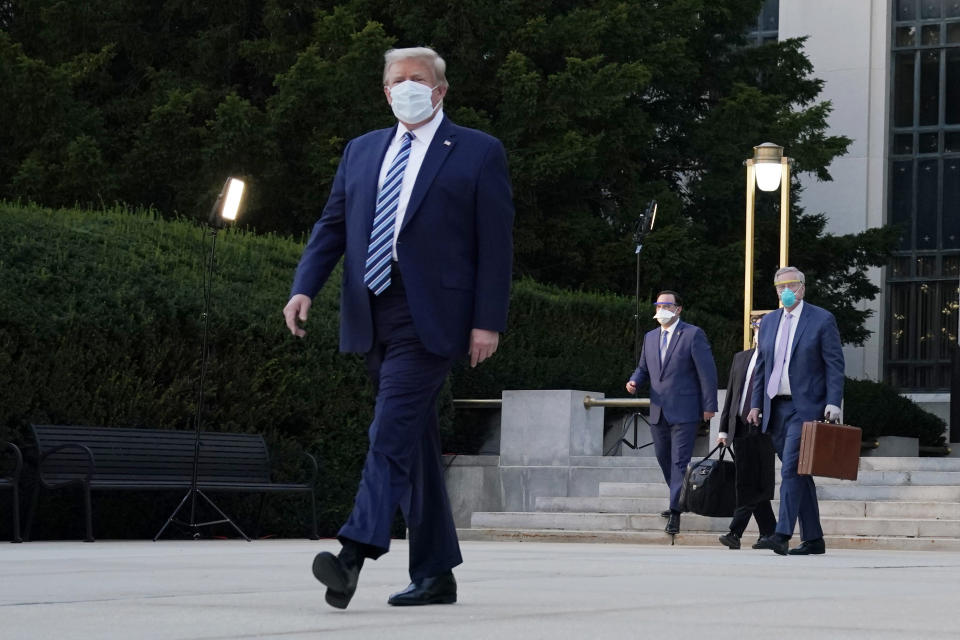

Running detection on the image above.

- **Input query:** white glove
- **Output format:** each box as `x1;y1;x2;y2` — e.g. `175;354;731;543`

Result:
824;404;841;422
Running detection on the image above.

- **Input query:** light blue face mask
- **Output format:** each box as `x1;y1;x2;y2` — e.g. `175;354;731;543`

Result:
780;288;796;307
775;279;802;307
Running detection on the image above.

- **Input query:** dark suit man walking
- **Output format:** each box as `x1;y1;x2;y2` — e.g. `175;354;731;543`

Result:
283;47;514;608
747;267;844;556
626;291;718;535
716;314;776;549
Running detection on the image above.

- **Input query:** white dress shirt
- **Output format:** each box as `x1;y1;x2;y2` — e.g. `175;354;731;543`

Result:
659;323;676;362
719;349;759;440
773;300;804;396
377;110;445;260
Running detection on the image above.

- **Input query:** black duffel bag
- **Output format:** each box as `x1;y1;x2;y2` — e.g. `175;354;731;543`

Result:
678;444;737;517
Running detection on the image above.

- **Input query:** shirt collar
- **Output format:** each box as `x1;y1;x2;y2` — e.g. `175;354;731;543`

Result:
397;109;445;145
784;300;804;318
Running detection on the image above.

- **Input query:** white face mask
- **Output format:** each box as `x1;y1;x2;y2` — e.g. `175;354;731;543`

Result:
653;308;676;324
388;80;439;124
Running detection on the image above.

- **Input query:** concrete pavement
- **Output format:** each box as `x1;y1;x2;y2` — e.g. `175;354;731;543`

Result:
2;539;958;639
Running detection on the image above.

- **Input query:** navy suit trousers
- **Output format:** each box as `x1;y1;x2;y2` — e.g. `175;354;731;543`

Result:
650;418;699;512
338;268;463;580
768;397;823;541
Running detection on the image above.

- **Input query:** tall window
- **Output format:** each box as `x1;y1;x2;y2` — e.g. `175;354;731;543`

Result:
746;0;779;46
887;0;960;390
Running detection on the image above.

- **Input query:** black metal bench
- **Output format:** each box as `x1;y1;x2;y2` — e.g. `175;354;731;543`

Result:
27;425;318;541
1;441;23;543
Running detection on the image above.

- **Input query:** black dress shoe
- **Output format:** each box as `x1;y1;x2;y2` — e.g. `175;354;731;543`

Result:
754;534;789;555
660;509;671;518
387;571;457;606
718;532;741;549
665;512;680;535
788;538;826;555
312;547;364;609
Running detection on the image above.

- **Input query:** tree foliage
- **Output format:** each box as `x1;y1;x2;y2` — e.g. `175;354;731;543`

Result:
1;0;894;344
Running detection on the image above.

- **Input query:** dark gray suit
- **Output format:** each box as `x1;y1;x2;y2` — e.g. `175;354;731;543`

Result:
720;348;775;538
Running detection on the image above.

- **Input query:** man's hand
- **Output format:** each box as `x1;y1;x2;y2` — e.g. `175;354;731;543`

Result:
824;404;841;422
625;380;637;394
469;329;499;367
283;294;312;337
703;411;715;421
746;408;761;426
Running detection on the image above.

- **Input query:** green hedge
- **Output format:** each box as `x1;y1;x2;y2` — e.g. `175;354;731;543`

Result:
0;202;373;539
844;378;947;447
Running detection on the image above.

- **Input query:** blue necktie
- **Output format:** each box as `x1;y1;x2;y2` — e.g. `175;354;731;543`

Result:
364;132;413;295
660;330;669;364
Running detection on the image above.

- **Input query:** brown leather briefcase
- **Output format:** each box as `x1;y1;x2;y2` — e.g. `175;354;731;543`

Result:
797;421;862;480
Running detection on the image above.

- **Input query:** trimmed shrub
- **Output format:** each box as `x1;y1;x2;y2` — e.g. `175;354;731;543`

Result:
844;378;947;447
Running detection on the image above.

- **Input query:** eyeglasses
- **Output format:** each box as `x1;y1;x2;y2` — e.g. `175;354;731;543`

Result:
774;279;803;293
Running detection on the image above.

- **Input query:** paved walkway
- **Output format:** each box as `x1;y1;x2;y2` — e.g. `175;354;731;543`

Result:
2;539;958;639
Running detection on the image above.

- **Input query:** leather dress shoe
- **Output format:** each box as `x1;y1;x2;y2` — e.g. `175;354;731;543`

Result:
312;547;363;609
718;532;741;549
660;509;671;518
665;512;680;535
754;534;789;556
788;538;826;555
388;571;457;606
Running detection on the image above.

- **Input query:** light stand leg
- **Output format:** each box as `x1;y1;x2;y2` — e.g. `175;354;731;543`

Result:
154;224;249;542
620;412;655;451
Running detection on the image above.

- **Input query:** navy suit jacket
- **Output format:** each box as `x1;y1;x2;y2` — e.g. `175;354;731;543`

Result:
629;320;718;425
290;116;514;358
750;302;845;431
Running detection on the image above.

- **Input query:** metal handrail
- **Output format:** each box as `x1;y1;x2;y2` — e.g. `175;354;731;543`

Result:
582;396;650;409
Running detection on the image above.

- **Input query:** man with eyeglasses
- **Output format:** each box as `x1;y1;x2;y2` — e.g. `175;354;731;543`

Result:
626;290;718;535
746;267;844;556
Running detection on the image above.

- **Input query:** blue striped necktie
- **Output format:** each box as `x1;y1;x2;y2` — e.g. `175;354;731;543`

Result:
364;131;413;295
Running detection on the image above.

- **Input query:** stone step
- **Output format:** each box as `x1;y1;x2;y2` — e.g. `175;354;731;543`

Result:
599;482;960;501
858;457;960;471
585;469;960;487
470;511;960;538
458;527;960;552
533;497;960;520
567;455;960;472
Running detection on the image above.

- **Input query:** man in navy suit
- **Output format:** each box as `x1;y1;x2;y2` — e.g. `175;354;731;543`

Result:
626;290;718;535
747;267;844;556
283;47;513;608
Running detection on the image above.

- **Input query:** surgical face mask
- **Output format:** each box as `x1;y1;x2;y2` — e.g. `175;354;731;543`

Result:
653;308;676;324
388;80;439;124
779;284;802;307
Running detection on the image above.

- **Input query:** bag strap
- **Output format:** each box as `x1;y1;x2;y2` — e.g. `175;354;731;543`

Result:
693;443;736;470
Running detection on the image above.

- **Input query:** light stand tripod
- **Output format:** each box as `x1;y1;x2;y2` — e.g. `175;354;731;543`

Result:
154;178;250;541
620;200;657;452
